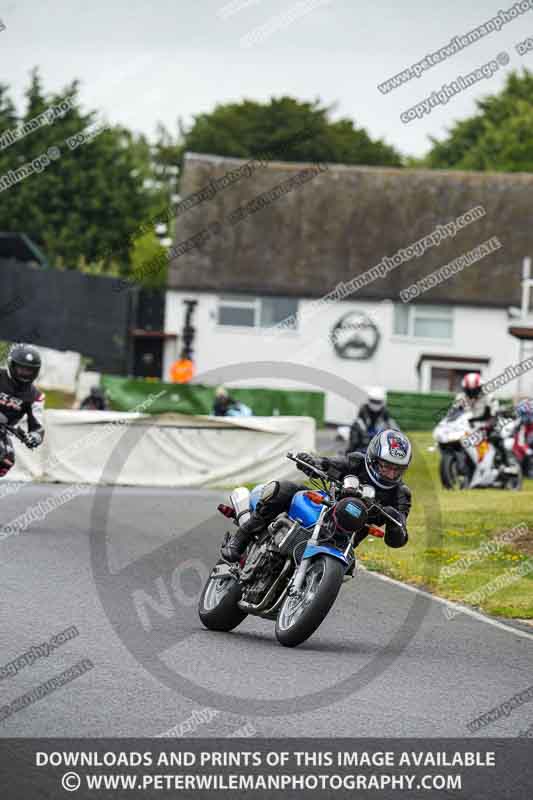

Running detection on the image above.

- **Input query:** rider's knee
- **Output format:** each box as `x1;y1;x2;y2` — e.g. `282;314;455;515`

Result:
256;480;300;516
0;454;15;477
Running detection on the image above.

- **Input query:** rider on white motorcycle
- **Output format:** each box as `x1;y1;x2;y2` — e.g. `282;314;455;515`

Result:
452;373;510;463
452;373;498;422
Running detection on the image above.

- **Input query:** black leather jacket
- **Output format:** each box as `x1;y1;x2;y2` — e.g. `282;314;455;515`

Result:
349;404;391;450
0;369;45;443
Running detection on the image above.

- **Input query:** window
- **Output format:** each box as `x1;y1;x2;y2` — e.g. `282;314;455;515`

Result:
430;367;476;392
217;295;299;329
260;297;298;327
217;297;256;327
393;304;453;340
393;304;409;336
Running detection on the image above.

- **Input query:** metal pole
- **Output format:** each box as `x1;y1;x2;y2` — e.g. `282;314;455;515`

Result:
522;256;531;318
515;257;532;397
517;339;525;399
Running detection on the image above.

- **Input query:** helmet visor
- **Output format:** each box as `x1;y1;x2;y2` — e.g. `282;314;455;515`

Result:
12;363;39;383
375;458;406;482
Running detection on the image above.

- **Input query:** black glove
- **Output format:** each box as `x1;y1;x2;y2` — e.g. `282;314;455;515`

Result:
382;506;408;548
296;452;321;477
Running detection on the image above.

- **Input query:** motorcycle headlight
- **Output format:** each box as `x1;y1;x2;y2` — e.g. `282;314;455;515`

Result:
342;475;360;492
333;497;368;534
361;485;375;502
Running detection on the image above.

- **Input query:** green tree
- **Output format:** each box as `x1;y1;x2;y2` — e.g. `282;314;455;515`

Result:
178;96;402;166
424;70;533;171
135;122;182;241
129;229;168;288
0;69;157;274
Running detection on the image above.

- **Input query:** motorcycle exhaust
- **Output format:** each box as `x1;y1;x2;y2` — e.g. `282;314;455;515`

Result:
238;560;292;614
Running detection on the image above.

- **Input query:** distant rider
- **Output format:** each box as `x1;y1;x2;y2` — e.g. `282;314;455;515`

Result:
451;372;511;461
212;386;237;417
222;429;413;562
80;386;108;411
513;399;533;477
347;387;393;453
0;344;45;476
452;373;498;422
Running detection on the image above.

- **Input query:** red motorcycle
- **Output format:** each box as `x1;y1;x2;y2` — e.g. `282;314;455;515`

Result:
512;401;533;478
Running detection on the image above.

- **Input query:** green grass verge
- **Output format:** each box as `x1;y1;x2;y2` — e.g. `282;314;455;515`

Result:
358;432;533;620
240;434;532;618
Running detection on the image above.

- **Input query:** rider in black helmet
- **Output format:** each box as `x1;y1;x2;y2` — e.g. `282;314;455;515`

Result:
0;344;45;476
80;386;108;411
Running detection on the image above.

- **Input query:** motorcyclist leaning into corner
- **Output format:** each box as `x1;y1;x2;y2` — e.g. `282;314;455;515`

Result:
348;386;393;453
0;344;45;477
222;429;413;563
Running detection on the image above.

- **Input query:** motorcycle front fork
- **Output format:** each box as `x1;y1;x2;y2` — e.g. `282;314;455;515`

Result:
291;509;354;595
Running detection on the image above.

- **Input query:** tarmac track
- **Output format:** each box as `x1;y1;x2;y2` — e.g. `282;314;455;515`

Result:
1;483;532;738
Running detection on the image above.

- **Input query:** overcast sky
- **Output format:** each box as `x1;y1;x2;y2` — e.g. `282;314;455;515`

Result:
2;0;530;158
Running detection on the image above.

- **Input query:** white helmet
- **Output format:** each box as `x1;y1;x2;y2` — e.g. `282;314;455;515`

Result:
366;386;386;414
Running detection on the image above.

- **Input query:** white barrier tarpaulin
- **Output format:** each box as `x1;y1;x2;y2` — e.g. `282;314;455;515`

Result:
9;411;316;488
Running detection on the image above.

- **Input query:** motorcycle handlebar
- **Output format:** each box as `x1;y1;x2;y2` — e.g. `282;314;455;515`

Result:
286;451;338;484
286;451;403;527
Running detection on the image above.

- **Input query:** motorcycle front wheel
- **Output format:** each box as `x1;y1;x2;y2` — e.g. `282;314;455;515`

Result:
503;456;523;491
275;555;345;648
440;449;469;489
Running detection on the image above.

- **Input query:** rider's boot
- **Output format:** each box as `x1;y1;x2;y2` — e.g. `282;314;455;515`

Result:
221;511;266;562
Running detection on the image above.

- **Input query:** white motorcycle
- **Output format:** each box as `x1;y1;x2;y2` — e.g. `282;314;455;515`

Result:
433;408;522;490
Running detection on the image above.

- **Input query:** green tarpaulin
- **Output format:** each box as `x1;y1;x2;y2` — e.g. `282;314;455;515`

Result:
101;376;325;426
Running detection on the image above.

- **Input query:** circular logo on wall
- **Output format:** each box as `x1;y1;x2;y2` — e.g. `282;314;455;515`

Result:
331;311;380;360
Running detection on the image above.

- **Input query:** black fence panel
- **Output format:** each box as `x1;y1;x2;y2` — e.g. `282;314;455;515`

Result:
0;260;133;374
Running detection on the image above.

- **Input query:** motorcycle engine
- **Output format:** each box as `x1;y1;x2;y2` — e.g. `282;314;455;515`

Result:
242;556;285;605
240;524;287;605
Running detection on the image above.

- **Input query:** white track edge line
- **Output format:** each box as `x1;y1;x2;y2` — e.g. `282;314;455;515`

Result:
358;565;533;642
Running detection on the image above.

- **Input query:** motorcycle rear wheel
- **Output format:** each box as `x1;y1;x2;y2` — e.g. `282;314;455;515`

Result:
198;563;248;632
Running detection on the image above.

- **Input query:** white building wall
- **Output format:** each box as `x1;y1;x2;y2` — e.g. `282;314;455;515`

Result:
164;291;528;423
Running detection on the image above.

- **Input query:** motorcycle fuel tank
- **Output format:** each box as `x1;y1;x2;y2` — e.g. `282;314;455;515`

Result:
249;484;265;511
288;490;326;527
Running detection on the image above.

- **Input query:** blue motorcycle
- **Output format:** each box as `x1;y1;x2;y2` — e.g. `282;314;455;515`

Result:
198;452;395;647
